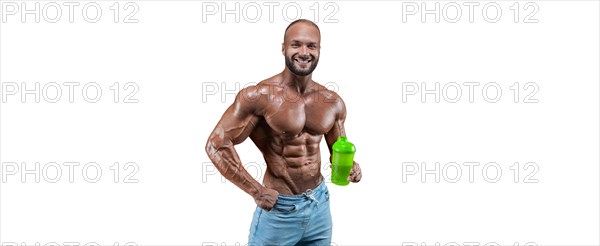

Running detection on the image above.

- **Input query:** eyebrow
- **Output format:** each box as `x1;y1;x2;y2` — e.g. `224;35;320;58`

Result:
290;40;317;44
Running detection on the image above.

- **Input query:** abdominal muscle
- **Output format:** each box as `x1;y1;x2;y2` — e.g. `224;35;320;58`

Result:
259;132;325;195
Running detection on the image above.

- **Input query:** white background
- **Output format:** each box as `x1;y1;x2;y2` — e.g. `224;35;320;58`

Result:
0;1;598;245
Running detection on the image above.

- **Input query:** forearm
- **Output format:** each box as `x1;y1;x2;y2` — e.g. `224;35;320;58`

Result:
206;141;263;197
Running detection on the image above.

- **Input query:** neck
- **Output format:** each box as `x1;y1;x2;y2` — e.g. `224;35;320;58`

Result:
282;68;313;94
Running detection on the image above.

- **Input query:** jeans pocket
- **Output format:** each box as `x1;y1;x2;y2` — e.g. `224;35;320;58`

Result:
248;207;262;240
272;200;297;213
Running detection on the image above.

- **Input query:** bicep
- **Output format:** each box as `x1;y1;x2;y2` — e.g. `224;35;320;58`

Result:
325;96;347;153
217;105;259;144
209;88;261;146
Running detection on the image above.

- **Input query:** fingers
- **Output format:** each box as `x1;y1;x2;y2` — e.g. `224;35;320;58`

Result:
348;164;362;183
262;202;275;211
348;172;361;182
256;187;279;211
259;196;277;211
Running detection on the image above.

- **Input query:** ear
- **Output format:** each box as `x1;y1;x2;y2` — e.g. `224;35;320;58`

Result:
281;42;285;55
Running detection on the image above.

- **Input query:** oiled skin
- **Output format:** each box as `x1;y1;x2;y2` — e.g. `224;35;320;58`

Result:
205;22;361;211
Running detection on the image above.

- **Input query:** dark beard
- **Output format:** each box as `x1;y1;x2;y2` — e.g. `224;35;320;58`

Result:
285;55;319;76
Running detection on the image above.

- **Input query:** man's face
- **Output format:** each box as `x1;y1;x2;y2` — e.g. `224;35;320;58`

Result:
282;23;321;76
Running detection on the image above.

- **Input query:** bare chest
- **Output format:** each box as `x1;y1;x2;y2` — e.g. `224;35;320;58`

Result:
262;93;338;137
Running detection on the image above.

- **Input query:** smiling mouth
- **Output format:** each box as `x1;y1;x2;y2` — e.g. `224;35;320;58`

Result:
295;58;311;64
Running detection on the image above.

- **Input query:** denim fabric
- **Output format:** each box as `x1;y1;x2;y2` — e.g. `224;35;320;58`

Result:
248;181;332;246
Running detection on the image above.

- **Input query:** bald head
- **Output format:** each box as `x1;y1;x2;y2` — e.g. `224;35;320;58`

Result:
283;19;321;42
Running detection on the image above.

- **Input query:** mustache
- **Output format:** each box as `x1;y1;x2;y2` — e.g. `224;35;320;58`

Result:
292;54;315;61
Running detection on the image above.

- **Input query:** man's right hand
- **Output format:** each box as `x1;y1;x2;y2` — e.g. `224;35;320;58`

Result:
254;187;279;211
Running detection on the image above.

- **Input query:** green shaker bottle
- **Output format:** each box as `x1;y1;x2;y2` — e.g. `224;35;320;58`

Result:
331;136;356;186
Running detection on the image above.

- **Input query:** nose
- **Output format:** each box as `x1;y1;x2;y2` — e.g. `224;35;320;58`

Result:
299;45;309;56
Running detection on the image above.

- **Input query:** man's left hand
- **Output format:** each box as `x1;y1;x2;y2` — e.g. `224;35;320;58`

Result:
348;162;362;183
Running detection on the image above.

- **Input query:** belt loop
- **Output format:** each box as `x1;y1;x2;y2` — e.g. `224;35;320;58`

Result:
303;189;319;206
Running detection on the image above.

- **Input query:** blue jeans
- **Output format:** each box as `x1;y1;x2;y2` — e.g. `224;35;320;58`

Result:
248;181;332;246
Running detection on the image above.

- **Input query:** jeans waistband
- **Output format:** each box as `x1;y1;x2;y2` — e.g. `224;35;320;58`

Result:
277;180;326;202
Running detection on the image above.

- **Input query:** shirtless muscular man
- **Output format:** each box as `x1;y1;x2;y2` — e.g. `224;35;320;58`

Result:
205;19;362;245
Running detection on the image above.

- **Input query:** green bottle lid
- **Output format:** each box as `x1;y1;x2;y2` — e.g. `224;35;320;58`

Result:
333;136;356;153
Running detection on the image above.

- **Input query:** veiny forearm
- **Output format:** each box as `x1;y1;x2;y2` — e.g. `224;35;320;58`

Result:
206;137;262;197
